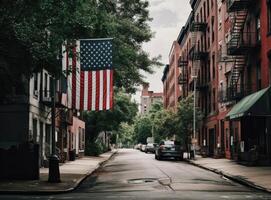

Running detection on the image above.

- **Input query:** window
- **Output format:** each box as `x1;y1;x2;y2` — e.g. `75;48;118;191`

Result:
207;60;211;82
212;88;216;112
200;8;203;22
212;54;215;79
268;0;271;34
33;73;38;96
207;0;210;16
256;15;261;42
211;16;215;43
203;2;206;22
44;73;48;97
208;91;211;113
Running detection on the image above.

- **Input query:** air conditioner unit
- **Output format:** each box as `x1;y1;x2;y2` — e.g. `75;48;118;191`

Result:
34;90;39;96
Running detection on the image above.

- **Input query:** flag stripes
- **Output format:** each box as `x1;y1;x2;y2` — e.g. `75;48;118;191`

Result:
62;39;114;111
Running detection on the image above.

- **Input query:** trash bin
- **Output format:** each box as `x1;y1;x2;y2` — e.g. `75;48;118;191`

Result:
69;149;76;161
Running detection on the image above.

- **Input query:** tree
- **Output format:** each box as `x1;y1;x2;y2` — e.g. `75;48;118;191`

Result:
133;115;152;144
118;122;134;148
0;0;161;98
175;94;203;150
82;89;138;154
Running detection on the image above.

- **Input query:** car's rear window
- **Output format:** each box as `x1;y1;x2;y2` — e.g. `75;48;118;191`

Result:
164;141;174;145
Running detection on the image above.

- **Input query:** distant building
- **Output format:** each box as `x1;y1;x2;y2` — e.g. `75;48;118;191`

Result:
140;83;163;115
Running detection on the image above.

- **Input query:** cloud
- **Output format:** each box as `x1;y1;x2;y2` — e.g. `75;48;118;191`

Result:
133;1;192;103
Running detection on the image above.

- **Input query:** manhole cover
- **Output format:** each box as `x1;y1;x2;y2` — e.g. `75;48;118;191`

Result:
128;178;157;184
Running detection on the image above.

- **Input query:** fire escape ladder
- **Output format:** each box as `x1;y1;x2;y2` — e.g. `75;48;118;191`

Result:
228;10;248;99
228;10;248;51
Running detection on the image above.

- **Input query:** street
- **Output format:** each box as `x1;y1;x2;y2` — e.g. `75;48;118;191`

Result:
1;149;271;200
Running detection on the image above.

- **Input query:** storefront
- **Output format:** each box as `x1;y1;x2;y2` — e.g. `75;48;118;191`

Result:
226;87;271;165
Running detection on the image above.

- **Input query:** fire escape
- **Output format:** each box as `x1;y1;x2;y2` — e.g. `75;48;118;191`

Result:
189;21;208;91
225;0;253;102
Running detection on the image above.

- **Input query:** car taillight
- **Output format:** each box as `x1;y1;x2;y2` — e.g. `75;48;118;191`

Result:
159;145;165;150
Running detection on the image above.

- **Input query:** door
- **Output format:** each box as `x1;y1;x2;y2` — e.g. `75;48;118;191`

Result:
209;128;215;157
220;120;225;153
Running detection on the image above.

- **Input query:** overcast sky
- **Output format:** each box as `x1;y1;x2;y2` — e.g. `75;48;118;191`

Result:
133;0;192;102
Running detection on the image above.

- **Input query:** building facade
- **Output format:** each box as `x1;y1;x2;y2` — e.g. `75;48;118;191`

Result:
140;83;163;115
165;0;271;164
162;41;182;111
0;68;86;172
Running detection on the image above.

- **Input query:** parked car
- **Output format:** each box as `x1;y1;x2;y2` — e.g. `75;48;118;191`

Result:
155;140;183;160
145;143;157;153
134;144;141;150
141;144;146;152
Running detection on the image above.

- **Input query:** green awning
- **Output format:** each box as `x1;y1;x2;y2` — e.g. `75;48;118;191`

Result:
226;87;271;120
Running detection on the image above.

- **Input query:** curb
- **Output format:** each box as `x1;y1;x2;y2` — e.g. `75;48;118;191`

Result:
0;150;118;195
185;159;271;194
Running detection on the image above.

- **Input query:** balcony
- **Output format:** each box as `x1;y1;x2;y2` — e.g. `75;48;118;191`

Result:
218;85;252;103
190;22;207;32
189;47;208;61
227;0;252;12
41;91;67;108
227;32;257;55
178;73;187;85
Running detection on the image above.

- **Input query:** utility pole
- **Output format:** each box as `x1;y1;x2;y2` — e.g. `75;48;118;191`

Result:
48;76;61;183
193;77;197;160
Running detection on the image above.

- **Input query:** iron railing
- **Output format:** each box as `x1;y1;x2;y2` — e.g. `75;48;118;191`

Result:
227;32;258;55
227;0;252;12
218;85;253;103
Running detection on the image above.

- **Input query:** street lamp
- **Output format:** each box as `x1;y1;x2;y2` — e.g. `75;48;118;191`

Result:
191;60;200;160
48;76;61;183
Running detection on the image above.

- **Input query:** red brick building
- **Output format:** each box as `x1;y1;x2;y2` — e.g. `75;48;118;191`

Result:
162;41;181;111
164;0;271;164
141;83;163;115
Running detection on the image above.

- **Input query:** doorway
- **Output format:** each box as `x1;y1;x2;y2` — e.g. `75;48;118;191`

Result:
209;128;215;157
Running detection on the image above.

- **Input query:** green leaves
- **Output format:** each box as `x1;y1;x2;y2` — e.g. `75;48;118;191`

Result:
132;95;203;146
0;0;160;97
175;94;203;145
82;89;138;143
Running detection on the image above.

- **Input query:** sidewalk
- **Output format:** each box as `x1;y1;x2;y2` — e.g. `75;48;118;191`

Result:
0;150;117;194
188;155;271;193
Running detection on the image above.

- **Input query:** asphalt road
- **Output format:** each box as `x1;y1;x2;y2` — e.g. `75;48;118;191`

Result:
1;149;271;200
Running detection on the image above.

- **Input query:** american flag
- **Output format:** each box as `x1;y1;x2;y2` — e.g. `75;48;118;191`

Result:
62;39;114;111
